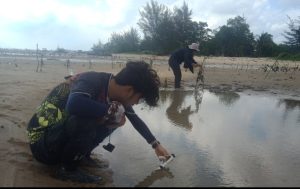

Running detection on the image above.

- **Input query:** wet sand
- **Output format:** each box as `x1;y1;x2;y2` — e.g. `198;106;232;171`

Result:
0;55;299;186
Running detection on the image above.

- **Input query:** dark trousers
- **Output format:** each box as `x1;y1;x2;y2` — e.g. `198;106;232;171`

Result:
168;58;182;88
30;115;114;170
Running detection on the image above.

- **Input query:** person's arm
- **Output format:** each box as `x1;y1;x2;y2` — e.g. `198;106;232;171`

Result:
125;106;170;157
191;57;201;67
125;106;156;144
66;93;109;118
183;50;195;73
66;72;110;118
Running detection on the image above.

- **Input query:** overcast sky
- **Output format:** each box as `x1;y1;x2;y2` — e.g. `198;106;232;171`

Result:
0;0;299;51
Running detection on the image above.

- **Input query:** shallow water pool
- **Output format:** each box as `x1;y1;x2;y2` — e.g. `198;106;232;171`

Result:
98;89;300;187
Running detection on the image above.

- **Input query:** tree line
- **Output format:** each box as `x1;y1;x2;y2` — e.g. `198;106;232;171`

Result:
91;0;300;59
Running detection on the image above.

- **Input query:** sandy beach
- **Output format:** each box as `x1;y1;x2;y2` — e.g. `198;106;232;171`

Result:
0;54;299;187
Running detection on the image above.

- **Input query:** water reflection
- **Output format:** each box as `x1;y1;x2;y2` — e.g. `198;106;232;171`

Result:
278;99;300;109
163;89;203;130
135;168;174;187
194;89;203;112
213;91;240;106
100;90;300;187
278;98;300;123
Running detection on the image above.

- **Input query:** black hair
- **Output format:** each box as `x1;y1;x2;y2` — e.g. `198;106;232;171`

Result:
114;61;160;106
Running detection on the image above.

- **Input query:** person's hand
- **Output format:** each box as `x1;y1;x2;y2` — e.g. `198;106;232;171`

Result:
105;113;126;129
154;143;170;159
116;113;126;127
105;102;126;128
192;63;201;67
107;101;121;116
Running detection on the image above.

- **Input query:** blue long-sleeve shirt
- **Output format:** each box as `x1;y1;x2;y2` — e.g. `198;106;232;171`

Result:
169;47;197;73
66;71;156;144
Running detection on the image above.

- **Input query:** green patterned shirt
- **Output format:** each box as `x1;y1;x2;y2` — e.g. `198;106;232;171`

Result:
27;82;70;144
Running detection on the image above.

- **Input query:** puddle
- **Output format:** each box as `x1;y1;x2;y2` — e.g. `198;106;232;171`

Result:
98;89;300;187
